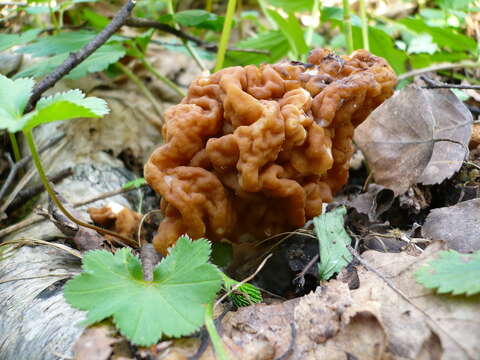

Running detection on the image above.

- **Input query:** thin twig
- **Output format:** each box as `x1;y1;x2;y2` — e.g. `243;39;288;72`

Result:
74;184;146;207
125;16;269;55
398;61;479;81
274;323;296;360
421;75;480;90
347;245;475;360
6;167;73;213
0;185;145;241
137;209;162;247
25;0;136;111
0;134;64;201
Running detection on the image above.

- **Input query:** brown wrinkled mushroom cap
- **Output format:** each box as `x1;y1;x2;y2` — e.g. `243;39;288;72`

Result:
145;49;397;254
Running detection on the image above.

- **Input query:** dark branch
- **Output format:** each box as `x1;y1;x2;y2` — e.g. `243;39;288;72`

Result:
0;133;64;202
25;0;136;111
421;75;480;90
125;17;270;55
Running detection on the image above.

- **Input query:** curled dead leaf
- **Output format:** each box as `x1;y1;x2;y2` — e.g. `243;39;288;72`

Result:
422;198;480;252
354;85;472;195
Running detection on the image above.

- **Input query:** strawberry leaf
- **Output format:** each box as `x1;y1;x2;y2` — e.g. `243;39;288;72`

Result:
64;236;223;346
415;250;480;296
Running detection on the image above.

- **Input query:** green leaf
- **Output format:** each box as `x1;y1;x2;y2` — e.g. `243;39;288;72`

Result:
22;89;109;131
18;31;97;57
123;178;147;190
174;9;211;26
265;0;314;12
221;274;262;308
399;18;477;52
82;9;110;30
314;206;352;280
0;29;42;52
351;25;407;74
225;30;290;66
64;236;223;346
267;10;308;58
409;52;470;69
0;74;35;122
407;34;438;54
15;43;125;79
415;250;480;296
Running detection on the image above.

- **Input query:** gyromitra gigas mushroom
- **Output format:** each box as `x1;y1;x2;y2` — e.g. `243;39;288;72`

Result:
88;203;142;242
145;49;397;254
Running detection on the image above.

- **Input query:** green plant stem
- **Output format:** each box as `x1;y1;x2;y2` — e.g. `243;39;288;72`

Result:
342;0;353;54
305;0;321;47
205;302;230;360
167;0;207;71
116;62;164;117
205;0;213;12
140;58;185;97
23;128;138;248
214;0;237;72
48;0;60;31
359;0;369;51
8;132;22;163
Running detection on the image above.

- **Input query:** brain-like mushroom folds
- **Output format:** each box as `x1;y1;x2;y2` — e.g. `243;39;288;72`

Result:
145;49;397;254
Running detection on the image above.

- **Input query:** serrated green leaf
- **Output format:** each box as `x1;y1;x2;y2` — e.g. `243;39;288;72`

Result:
0;74;34;132
314;206;352;280
64;236;223;346
225;30;290;66
15;43;125;79
21;89;109;131
0;29;42;52
221;273;262;307
415;250;480;296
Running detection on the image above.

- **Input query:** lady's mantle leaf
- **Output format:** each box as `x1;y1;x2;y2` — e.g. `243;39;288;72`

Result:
23;89;109;131
314;206;352;280
415;250;480;296
64;236;223;346
0;74;34;131
0;79;109;133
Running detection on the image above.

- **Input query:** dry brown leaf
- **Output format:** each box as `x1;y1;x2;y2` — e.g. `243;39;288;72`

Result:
421;199;480;252
73;325;118;360
354;85;472;195
353;242;480;360
348;184;395;221
219;281;389;360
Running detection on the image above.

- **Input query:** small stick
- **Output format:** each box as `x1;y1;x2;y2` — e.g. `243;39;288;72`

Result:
124;17;269;55
293;254;319;289
274;323;296;360
140;243;160;281
421;75;480;90
0;184;146;241
6;167;73;213
398;61;479;81
0;134;64;201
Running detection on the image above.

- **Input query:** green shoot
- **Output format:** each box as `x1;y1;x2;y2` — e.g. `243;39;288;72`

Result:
214;0;238;72
359;0;369;51
205;302;231;360
342;0;354;53
8;132;22;163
